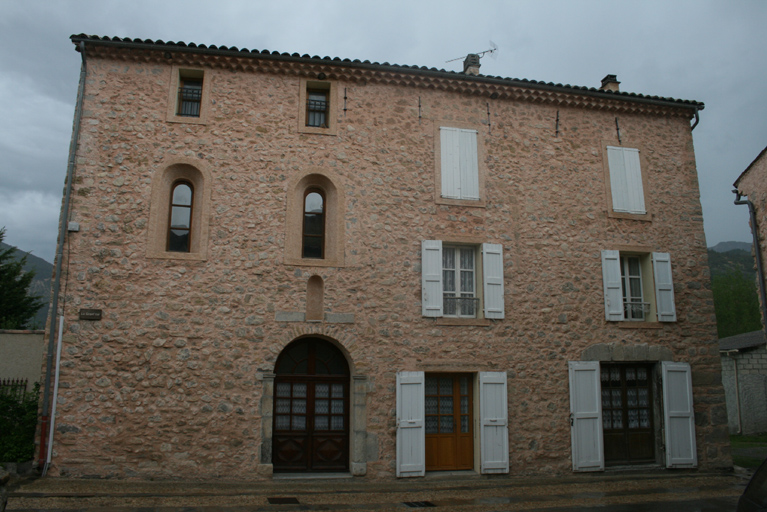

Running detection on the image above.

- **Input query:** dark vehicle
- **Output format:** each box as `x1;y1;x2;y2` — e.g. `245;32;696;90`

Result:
739;459;767;512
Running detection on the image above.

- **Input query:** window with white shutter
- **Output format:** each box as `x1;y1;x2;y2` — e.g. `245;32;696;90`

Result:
607;146;645;215
439;127;480;202
601;250;676;323
421;240;505;319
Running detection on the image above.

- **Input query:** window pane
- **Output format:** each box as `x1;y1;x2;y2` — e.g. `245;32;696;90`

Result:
276;383;291;398
425;377;438;395
292;416;306;431
440;415;453;433
172;184;192;205
276;416;290;430
460;248;474;270
331;384;344;398
461;415;469;433
316;416;329;430
439;396;453;414
331;400;344;414
303;214;323;235
276;399;290;414
303;236;323;258
305;192;323;213
292;399;306;414
443;247;455;270
426;416;438;434
331;416;344;431
293;383;307;398
439;378;452;395
426;396;438;415
443;270;456;293
168;230;189;252
170;206;191;229
316;383;329;398
315;399;329;414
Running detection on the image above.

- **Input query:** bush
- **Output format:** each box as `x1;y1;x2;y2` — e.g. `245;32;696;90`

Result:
0;383;39;463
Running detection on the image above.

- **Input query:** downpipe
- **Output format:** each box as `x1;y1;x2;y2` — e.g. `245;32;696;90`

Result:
733;191;767;333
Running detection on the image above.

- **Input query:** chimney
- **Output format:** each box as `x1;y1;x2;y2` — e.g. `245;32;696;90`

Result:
600;74;620;92
463;54;481;76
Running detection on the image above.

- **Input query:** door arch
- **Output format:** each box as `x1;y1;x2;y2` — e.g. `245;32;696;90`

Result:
273;337;350;472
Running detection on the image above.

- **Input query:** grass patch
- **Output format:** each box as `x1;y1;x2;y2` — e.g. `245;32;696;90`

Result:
731;434;767;469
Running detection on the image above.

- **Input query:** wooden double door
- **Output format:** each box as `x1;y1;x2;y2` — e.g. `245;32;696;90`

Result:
272;338;350;472
425;374;473;471
601;363;655;466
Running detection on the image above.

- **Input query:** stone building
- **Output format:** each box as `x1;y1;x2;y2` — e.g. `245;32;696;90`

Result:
720;330;767;435
42;34;730;480
734;146;767;332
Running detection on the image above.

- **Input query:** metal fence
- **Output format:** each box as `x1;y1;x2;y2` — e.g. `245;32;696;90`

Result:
0;378;28;401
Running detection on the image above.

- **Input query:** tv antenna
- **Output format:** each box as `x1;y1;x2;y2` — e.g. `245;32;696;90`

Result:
446;41;498;63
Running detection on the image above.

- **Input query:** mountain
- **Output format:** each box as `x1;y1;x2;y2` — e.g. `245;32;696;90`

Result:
707;248;756;280
709;241;752;253
0;242;53;329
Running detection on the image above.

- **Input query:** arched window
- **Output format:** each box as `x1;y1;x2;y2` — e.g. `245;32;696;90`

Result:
168;181;193;252
303;189;325;259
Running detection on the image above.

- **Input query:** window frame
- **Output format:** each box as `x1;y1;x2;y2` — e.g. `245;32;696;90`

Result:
442;245;479;318
298;79;337;136
434;124;486;207
601;142;652;221
147;161;211;261
167;180;194;253
601;248;676;325
284;170;345;267
166;66;211;125
421;239;504;323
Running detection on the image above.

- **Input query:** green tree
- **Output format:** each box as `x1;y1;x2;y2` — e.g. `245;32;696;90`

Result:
0;227;43;329
711;269;763;338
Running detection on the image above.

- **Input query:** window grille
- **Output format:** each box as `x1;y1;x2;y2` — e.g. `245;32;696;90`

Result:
307;91;328;127
178;81;202;117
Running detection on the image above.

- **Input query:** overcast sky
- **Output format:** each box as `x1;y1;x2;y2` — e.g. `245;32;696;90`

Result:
1;0;765;263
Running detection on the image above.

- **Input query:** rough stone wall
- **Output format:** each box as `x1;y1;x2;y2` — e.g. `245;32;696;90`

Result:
45;49;729;479
736;151;767;331
721;346;767;434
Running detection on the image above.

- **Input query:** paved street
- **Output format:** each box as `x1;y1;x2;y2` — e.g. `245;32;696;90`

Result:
5;470;747;511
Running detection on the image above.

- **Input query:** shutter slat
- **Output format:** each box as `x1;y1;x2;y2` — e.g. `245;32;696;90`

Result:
662;362;697;467
568;361;605;471
440;128;460;199
653;252;677;322
479;372;509;474
482;243;504;319
601;250;624;321
421;240;443;317
396;371;426;477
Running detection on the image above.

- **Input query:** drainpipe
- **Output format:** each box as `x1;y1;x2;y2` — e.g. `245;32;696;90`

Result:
39;41;87;472
723;349;742;435
691;108;700;131
734;191;767;333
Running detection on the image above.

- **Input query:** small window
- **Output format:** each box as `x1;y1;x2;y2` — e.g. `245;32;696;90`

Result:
168;181;193;252
178;78;202;117
602;250;676;323
303;190;325;259
298;79;337;136
306;90;329;128
442;246;477;317
422;240;504;320
604;145;648;218
440;127;480;201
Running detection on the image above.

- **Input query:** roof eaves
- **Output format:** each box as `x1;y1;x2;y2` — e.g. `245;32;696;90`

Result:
70;34;704;112
734;145;767;188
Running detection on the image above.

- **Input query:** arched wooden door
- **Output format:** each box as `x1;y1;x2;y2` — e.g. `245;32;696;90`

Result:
273;338;350;472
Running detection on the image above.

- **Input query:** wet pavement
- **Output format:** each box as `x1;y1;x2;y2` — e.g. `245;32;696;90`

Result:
4;470;748;511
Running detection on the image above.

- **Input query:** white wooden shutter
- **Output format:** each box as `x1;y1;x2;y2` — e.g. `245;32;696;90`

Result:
482;243;504;319
459;129;479;200
568;361;604;472
421;240;443;317
653;252;677;322
607;146;645;214
396;371;426;477
601;250;624;321
440;127;461;199
479;372;509;474
662;362;697;468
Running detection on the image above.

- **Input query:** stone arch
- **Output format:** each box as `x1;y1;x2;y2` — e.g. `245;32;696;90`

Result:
284;169;345;266
147;158;212;260
259;333;369;477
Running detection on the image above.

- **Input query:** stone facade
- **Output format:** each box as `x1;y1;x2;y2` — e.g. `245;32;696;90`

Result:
734;146;767;331
43;35;730;480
